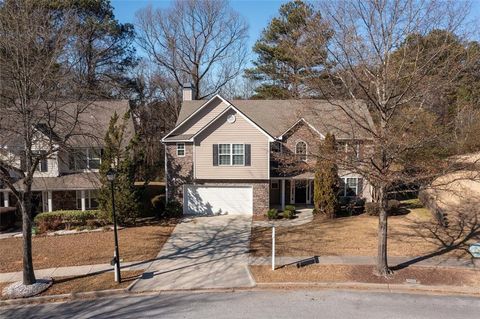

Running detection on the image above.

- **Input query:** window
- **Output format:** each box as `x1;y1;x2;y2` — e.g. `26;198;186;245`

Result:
271;181;279;189
69;148;102;171
218;144;244;166
76;190;99;210
340;177;359;197
295;141;307;161
33;151;48;172
177;143;185;157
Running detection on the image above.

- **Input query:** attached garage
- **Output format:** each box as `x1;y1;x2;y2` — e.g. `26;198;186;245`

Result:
183;185;253;216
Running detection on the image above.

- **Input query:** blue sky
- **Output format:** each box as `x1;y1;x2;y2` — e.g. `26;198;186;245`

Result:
111;0;286;60
112;0;480;60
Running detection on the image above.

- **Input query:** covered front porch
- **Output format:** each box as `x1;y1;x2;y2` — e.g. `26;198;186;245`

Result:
269;174;314;210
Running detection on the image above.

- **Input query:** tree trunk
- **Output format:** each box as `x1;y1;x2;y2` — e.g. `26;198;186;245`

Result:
21;191;36;285
376;188;391;276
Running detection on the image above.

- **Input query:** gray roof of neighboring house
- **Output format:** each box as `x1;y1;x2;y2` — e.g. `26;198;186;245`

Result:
1;100;134;149
176;99;373;140
10;172;101;191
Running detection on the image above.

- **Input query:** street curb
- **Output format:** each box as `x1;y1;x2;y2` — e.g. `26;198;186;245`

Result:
254;281;480;297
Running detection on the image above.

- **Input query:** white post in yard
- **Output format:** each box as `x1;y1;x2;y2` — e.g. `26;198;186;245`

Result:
47;191;53;212
3;191;9;207
272;226;275;271
81;190;86;211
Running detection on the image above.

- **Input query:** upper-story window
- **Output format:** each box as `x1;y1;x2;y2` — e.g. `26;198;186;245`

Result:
337;141;360;160
69;148;102;171
219;143;244;166
295;141;307;161
33;150;48;172
176;143;185;157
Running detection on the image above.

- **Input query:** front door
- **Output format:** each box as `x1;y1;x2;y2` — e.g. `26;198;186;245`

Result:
295;180;307;204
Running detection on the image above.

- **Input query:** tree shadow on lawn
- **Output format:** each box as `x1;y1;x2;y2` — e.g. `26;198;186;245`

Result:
393;199;480;270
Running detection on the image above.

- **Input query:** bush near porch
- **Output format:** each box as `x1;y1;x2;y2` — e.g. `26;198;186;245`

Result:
34;210;106;233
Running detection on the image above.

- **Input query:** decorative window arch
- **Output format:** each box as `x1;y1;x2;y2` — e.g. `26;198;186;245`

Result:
295;141;307;161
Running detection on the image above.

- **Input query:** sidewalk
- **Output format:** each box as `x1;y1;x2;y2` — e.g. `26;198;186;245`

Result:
0;261;149;283
250;255;480;269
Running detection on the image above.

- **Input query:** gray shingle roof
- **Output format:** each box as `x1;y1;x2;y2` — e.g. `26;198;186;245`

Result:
11;172;101;191
177;99;373;139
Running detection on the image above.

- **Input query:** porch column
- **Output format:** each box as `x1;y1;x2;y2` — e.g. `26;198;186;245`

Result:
306;180;310;204
280;179;285;210
47;191;53;212
290;180;295;204
3;191;9;207
80;190;86;211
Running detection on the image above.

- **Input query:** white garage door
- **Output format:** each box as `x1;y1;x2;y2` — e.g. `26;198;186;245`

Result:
183;185;253;216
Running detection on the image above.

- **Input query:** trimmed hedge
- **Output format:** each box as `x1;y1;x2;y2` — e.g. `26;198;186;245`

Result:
283;209;295;219
34;210;105;233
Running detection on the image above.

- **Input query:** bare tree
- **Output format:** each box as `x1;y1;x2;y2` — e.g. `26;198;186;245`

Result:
135;0;248;99
0;0;92;286
311;0;478;276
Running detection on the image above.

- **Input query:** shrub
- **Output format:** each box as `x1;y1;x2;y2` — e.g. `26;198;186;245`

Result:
365;202;381;216
34;210;104;233
285;205;296;213
165;201;183;218
283;209;295;219
151;194;166;217
0;207;16;230
387;199;401;214
266;208;279;220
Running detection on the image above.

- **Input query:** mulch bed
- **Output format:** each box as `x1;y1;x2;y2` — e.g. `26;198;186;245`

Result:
250;264;480;287
0;270;143;300
0;220;176;273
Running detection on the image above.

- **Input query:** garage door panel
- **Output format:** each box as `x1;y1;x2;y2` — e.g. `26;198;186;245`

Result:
184;186;253;216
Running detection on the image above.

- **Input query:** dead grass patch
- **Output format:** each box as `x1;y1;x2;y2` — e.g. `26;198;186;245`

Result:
0;220;176;273
251;206;479;259
251;264;480;287
0;270;142;300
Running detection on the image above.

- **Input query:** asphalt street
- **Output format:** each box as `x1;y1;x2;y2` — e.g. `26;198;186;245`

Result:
1;289;479;319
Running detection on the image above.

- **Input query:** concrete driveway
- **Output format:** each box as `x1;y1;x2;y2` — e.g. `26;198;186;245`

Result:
131;215;254;291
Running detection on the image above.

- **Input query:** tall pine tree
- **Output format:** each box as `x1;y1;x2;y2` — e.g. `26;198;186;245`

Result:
314;133;339;218
99;111;140;225
245;0;332;99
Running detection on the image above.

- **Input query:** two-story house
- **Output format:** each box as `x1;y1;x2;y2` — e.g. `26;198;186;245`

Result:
0;100;133;214
162;85;374;216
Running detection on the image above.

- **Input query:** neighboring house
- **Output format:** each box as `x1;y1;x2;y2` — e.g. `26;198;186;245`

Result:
162;85;374;216
0;100;133;213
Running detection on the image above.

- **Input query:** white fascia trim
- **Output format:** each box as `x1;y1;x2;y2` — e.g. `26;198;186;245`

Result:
162;94;230;142
189;100;275;142
277;118;325;140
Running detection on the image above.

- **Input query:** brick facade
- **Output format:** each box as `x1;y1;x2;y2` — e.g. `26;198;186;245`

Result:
282;121;322;164
166;142;194;204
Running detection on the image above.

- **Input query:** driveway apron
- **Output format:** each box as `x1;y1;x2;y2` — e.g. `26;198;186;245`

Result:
131;215;255;291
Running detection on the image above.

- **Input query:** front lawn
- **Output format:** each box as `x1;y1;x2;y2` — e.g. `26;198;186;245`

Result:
0;220;176;273
250;264;480;287
0;270;143;300
250;199;479;259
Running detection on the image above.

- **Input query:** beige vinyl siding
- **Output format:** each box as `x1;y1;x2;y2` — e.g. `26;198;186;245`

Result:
194;109;269;180
173;97;229;136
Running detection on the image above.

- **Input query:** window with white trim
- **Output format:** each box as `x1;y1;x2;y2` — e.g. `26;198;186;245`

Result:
177;143;185;157
340;177;359;197
76;190;99;210
69;148;102;170
295;141;307;161
218;143;244;166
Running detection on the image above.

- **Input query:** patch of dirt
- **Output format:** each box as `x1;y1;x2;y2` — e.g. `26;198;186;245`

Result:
0;270;143;300
0;221;176;273
250;264;480;287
